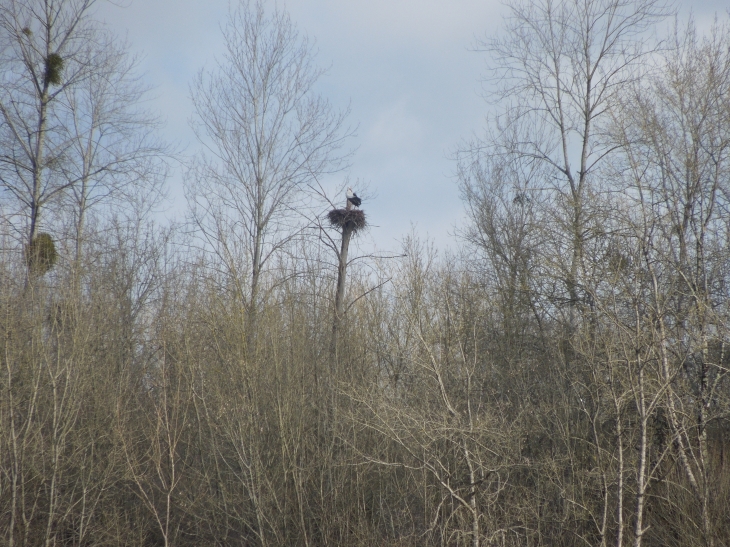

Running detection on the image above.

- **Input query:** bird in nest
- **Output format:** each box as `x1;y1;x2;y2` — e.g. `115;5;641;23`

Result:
346;187;362;208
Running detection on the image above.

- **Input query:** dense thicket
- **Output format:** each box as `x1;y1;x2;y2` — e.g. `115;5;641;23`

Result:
1;1;729;546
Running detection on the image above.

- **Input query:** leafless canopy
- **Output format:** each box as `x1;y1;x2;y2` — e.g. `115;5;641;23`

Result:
0;0;168;263
187;0;351;327
2;3;730;547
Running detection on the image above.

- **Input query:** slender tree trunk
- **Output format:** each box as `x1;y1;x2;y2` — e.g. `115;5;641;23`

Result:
696;230;713;547
25;82;50;288
29;83;51;247
247;222;263;356
330;222;354;364
463;440;480;547
5;347;18;547
615;398;624;547
698;330;713;547
634;362;647;547
75;171;90;266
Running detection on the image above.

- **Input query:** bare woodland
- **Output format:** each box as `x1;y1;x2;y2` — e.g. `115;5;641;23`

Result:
1;0;729;546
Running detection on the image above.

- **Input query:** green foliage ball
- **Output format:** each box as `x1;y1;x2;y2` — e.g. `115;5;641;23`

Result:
26;232;57;275
44;53;64;86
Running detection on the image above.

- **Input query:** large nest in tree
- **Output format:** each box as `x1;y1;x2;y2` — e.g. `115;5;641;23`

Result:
328;208;367;232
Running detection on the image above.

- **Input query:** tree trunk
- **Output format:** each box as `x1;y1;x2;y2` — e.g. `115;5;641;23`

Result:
330;221;354;364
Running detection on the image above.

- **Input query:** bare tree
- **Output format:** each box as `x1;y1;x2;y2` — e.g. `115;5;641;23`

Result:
58;33;169;266
464;0;669;327
187;0;351;346
611;18;730;546
0;0;99;249
458;1;675;544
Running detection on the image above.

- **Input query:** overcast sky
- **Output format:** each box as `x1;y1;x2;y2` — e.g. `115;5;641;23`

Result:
95;0;728;254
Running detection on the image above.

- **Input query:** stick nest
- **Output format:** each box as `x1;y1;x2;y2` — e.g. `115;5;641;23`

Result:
328;208;367;232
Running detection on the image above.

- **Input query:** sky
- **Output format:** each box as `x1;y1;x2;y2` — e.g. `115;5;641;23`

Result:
94;0;728;255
